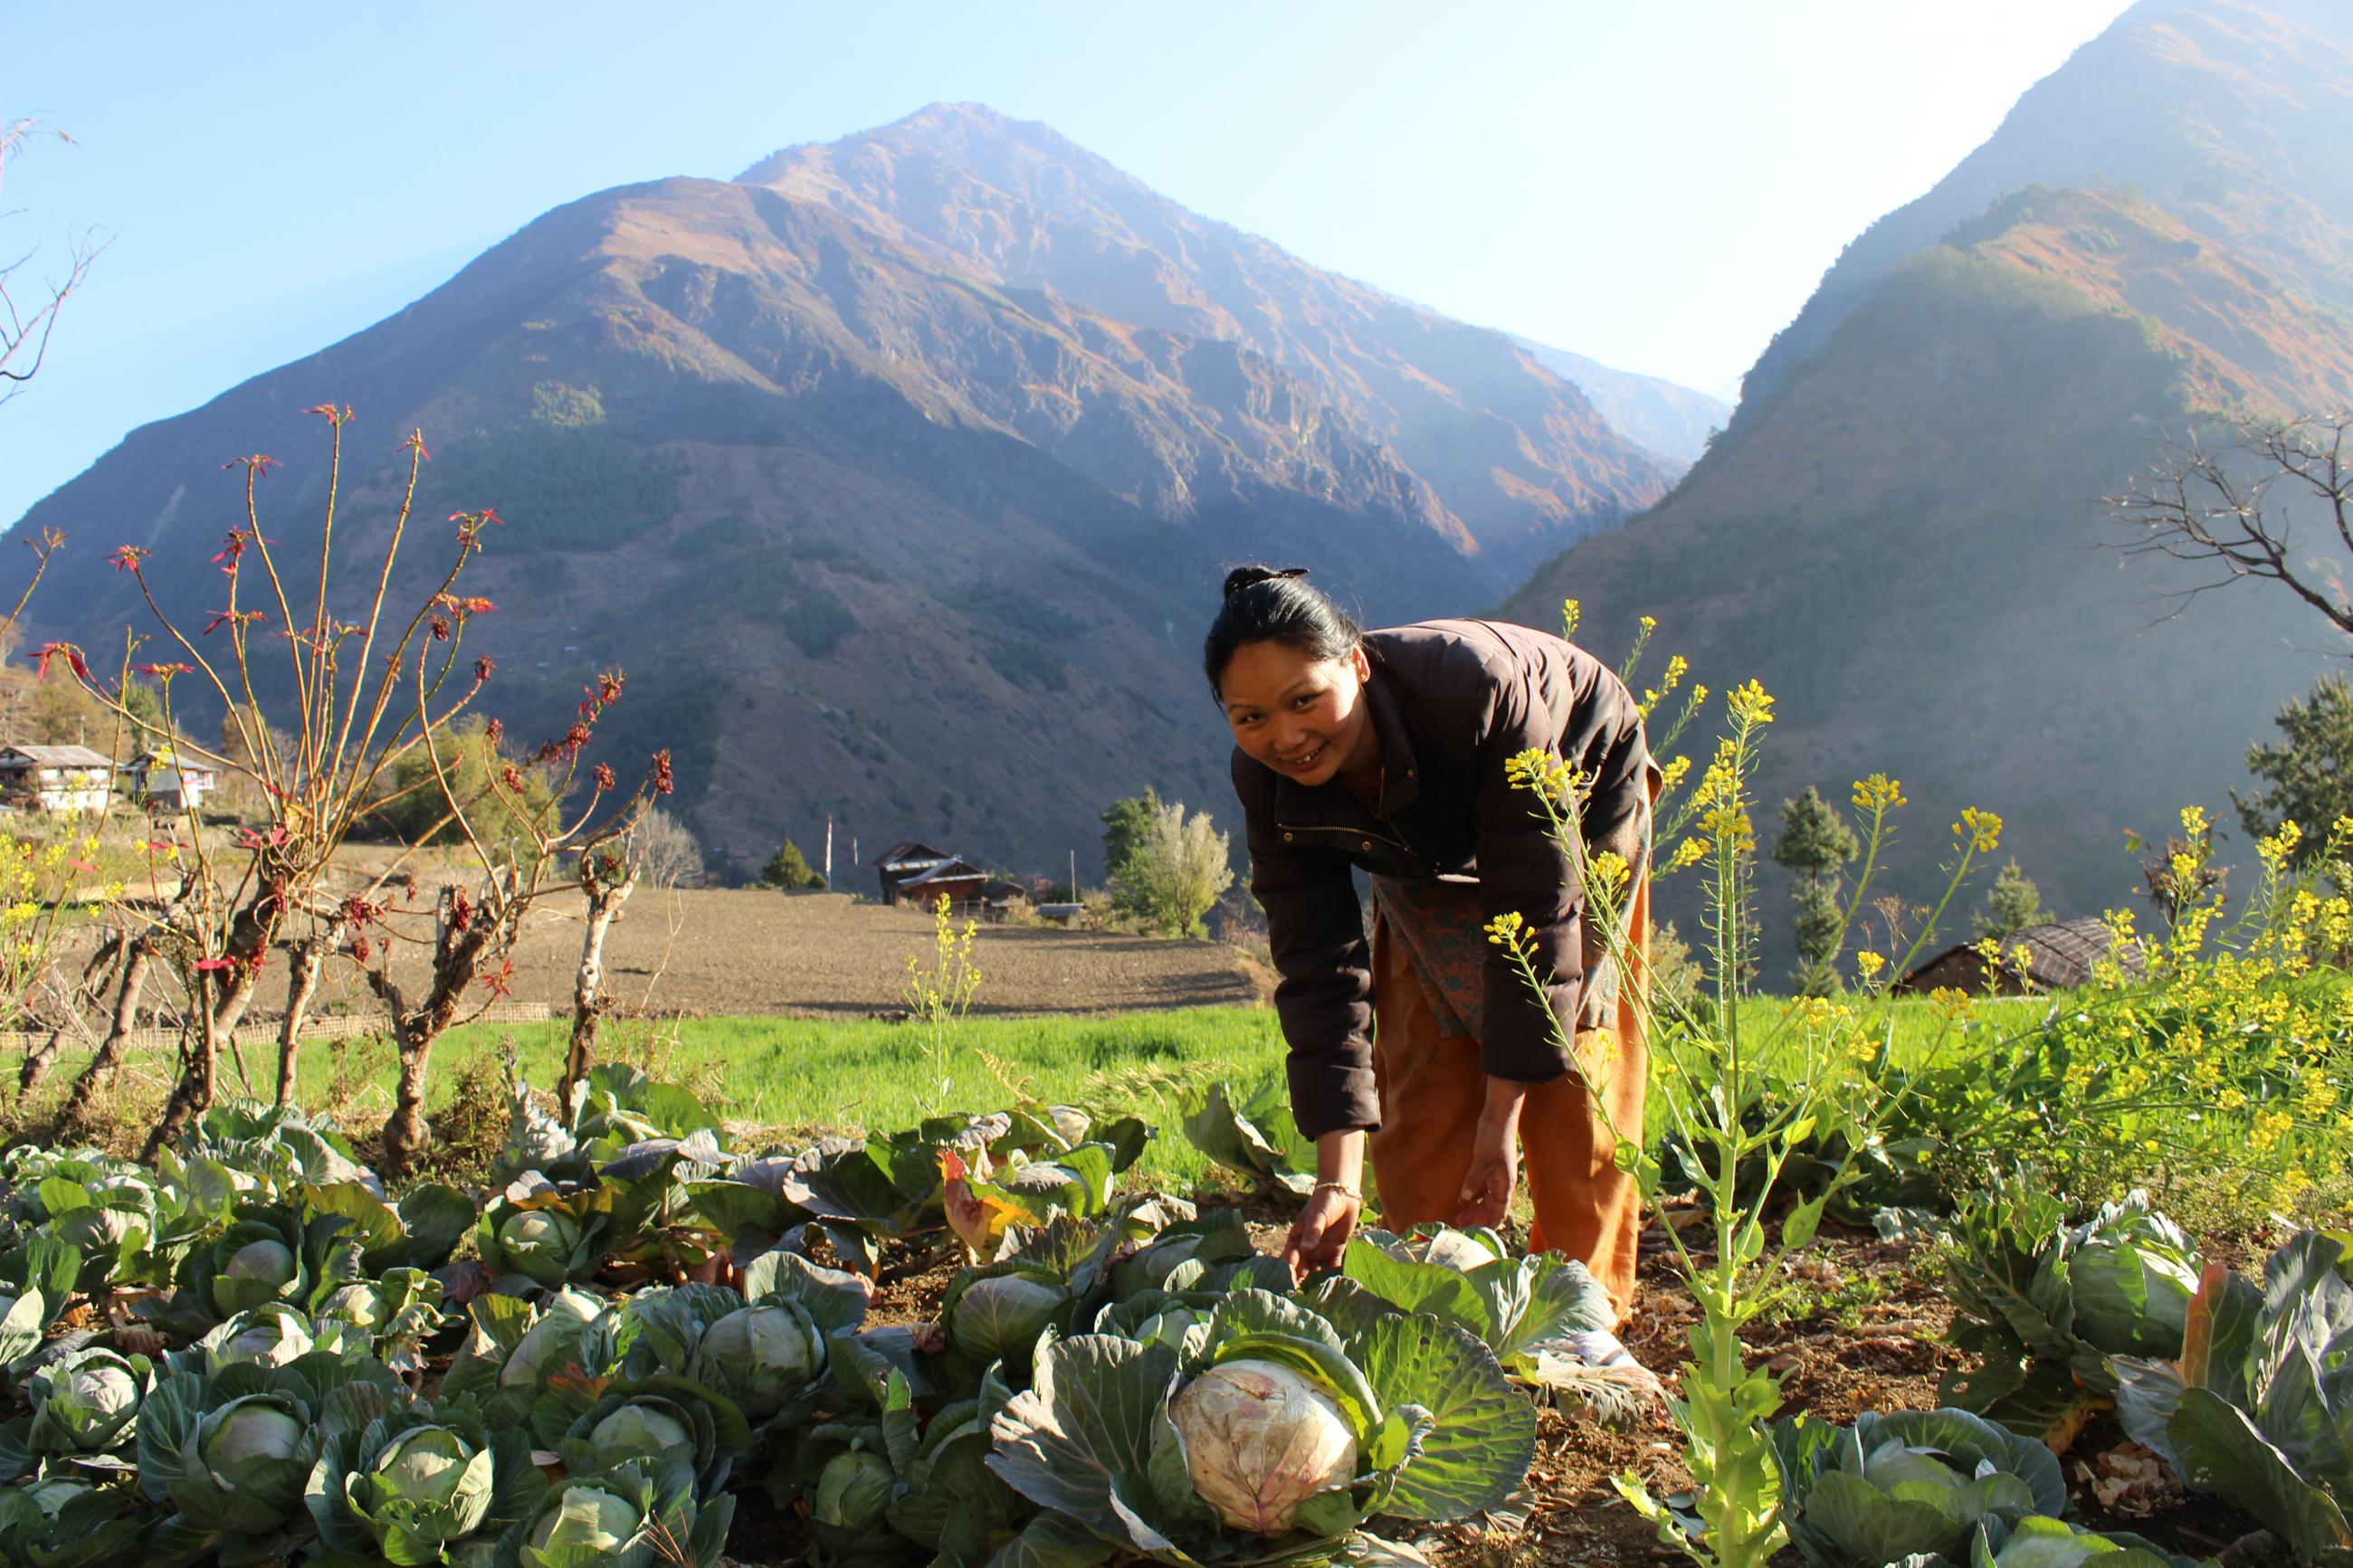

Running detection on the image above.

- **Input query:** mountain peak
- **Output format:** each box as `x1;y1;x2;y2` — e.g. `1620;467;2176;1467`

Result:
735;100;1134;195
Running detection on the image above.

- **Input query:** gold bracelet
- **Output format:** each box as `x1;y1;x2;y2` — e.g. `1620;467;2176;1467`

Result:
1311;1180;1361;1202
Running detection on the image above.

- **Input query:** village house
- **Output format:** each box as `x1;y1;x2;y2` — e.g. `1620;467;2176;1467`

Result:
872;840;989;907
123;747;220;813
1896;915;2145;996
0;744;117;813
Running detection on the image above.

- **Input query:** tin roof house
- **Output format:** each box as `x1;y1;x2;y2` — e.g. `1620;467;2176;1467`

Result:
0;745;116;813
125;749;219;813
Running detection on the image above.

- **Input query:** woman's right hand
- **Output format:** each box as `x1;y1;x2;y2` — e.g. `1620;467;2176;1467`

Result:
1281;1184;1363;1279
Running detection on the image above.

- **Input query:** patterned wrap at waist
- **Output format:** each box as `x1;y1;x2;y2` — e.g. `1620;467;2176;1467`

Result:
1368;876;1491;1041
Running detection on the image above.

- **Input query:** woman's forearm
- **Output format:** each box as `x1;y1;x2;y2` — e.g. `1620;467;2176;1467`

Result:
1480;1076;1529;1136
1315;1128;1366;1193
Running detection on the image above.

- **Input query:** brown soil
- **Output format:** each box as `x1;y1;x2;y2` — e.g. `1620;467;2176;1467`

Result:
300;889;1259;1020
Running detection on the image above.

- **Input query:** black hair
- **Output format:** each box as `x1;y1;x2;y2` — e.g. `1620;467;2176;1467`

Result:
1202;565;1364;697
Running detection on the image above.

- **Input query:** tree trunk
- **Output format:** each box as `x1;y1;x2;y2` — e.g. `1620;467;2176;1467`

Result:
145;979;219;1161
376;883;495;1177
560;869;635;1104
273;925;338;1107
58;937;154;1134
21;931;127;1094
382;987;466;1177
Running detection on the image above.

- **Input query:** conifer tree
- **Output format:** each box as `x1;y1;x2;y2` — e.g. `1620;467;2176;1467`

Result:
1974;859;2051;938
1771;785;1859;993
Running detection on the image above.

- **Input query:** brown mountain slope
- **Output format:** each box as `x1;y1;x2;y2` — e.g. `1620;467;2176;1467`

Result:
10;173;1510;879
1737;0;2353;423
740;103;1680;576
1503;209;2339;946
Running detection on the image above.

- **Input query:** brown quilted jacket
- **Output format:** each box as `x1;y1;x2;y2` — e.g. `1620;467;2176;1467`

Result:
1232;619;1652;1139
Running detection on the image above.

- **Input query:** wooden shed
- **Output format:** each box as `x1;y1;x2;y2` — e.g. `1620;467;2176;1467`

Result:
1896;916;2144;995
896;856;990;909
874;840;994;907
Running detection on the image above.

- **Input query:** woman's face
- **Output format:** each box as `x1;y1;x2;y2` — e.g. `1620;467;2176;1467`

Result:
1220;639;1375;787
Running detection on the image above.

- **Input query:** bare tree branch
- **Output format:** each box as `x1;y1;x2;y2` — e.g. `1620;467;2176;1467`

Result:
2104;409;2353;645
0;117;107;405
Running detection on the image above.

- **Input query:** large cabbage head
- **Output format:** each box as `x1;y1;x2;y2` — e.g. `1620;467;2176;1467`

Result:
2063;1206;2199;1357
497;1208;585;1288
813;1449;896;1530
948;1270;1070;1368
1170;1358;1359;1535
224;1237;298;1291
500;1287;606;1391
206;1303;316;1373
34;1349;143;1450
523;1482;647;1568
691;1303;822;1418
198;1394;311;1508
357;1424;494;1544
588;1401;694;1468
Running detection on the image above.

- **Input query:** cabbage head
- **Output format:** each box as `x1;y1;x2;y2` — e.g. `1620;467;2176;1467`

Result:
498;1208;586;1290
348;1423;497;1549
198;1393;312;1509
2061;1202;2198;1357
813;1448;896;1531
500;1287;608;1392
1774;1408;2065;1568
1170;1358;1359;1535
690;1301;823;1419
520;1479;653;1568
1384;1226;1503;1273
202;1302;316;1373
224;1238;298;1293
195;1209;316;1317
945;1267;1070;1369
589;1402;694;1467
27;1346;148;1454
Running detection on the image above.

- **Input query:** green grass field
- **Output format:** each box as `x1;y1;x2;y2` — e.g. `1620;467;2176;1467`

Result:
7;990;2060;1199
258;992;2049;1192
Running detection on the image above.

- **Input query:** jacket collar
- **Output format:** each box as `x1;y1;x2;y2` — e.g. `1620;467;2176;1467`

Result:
1270;654;1423;821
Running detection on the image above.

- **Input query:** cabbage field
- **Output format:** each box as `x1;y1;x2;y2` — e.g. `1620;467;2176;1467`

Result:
0;1051;2345;1568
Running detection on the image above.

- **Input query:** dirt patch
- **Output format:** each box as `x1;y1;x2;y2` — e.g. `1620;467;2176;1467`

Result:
300;889;1259;1020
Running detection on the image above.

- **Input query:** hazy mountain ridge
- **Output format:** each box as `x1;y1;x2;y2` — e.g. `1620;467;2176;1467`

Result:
741;103;1681;576
1506;0;2353;958
1510;338;1729;461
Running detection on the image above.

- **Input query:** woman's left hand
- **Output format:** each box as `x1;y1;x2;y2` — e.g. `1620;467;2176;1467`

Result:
1454;1079;1527;1228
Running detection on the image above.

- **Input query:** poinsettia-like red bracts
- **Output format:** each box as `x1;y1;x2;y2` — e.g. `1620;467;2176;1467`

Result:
31;644;89;679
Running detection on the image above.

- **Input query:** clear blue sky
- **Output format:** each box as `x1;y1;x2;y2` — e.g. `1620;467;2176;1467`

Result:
2;0;2135;531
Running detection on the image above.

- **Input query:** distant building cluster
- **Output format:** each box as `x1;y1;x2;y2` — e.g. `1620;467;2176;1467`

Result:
0;743;218;816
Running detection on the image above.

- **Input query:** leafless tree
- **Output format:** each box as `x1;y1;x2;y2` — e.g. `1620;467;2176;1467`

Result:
0;119;105;406
624;807;705;889
2106;410;2353;641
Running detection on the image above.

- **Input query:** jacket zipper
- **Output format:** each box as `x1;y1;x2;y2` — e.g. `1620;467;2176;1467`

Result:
1278;819;1421;858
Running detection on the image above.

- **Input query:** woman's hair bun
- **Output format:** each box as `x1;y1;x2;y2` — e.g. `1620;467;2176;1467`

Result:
1222;565;1310;601
1203;564;1361;696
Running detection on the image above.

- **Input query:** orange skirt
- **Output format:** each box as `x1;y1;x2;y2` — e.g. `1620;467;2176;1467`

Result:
1367;867;1650;1320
